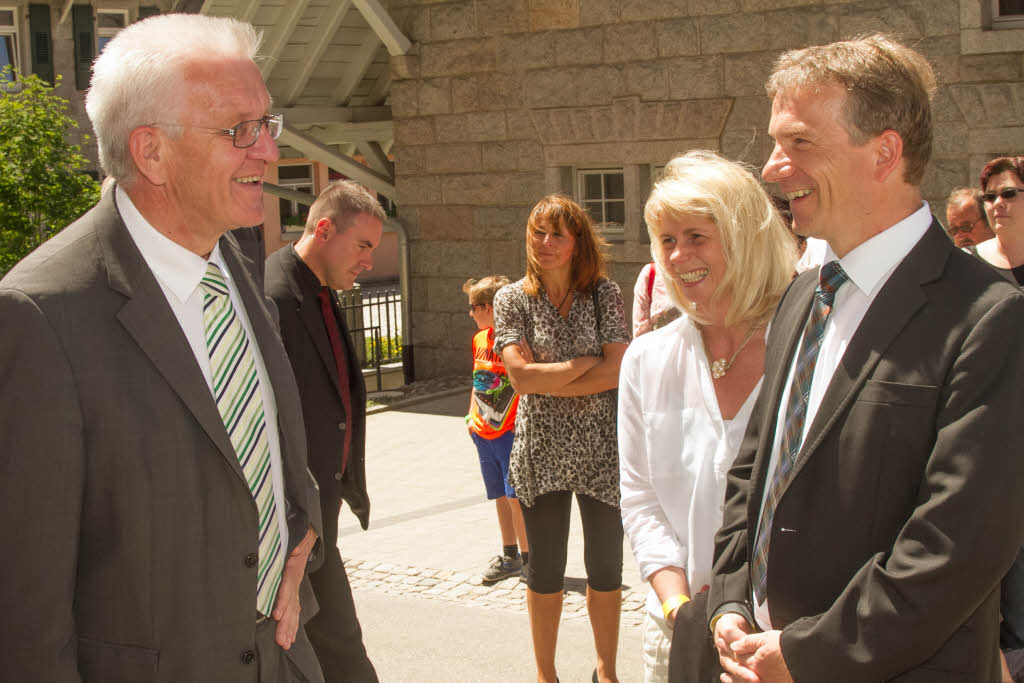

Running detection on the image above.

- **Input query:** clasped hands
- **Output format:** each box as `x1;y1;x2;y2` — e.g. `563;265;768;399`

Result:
714;613;794;683
271;525;317;650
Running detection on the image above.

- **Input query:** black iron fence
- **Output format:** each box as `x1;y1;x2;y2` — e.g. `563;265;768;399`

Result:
336;282;403;392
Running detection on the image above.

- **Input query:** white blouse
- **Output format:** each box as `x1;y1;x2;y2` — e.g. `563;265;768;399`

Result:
618;314;761;622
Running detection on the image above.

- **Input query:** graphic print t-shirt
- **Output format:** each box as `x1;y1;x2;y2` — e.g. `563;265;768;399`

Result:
469;327;518;438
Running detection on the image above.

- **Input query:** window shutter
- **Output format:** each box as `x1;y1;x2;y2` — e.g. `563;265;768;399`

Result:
72;4;94;90
28;4;54;84
138;7;160;20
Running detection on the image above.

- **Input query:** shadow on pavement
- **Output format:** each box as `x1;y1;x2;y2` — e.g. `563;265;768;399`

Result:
390;395;469;417
563;577;633;595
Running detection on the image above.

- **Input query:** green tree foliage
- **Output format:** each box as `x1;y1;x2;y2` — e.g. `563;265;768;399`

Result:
0;68;101;276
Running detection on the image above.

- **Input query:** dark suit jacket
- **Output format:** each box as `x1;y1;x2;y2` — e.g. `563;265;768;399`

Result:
0;191;323;683
708;220;1024;681
264;244;370;529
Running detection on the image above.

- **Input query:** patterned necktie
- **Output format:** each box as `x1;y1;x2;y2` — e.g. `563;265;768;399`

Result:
751;260;849;604
200;262;284;617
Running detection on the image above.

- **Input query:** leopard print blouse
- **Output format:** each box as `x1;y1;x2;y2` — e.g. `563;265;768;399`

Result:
492;278;630;509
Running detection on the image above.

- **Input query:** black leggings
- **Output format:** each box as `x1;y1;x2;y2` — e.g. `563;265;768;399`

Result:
520;491;623;594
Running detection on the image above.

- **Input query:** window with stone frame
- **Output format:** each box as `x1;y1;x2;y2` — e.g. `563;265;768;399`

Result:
993;0;1024;28
278;163;315;238
95;9;127;55
0;8;19;82
577;168;626;238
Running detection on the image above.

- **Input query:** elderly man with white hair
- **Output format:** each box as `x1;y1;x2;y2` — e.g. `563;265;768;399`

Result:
0;13;324;683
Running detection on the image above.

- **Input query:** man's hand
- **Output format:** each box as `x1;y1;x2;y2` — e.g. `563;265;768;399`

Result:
714;613;753;667
272;526;317;649
721;630;793;683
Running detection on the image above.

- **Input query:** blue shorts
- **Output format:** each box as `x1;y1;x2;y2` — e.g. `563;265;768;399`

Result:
469;430;517;500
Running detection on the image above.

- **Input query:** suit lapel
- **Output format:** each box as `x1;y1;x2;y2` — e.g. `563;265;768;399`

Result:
282;247;345;398
780;220;949;496
97;193;246;484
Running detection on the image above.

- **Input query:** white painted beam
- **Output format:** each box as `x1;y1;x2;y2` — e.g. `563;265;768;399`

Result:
258;0;309;81
357;141;394;178
278;125;396;198
365;67;391;106
294;120;394;144
332;32;381;105
238;0;261;22
275;105;390;126
351;0;411;56
282;0;352;107
58;0;74;25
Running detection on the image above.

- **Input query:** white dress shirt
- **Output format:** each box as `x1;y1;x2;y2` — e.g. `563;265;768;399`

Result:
619;314;761;623
753;202;933;630
116;186;290;557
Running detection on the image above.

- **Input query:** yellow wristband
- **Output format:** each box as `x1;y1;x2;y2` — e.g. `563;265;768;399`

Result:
662;594;689;620
709;612;724;634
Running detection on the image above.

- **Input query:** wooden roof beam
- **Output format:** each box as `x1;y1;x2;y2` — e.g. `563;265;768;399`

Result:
357;141;394;177
274;105;390;126
282;0;352;107
331;32;381;105
351;0;411;56
258;0;309;80
278;124;395;199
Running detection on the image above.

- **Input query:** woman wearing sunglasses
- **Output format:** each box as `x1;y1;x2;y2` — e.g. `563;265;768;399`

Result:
976;156;1024;286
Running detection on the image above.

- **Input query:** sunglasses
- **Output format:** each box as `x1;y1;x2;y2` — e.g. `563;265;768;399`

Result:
981;187;1024;203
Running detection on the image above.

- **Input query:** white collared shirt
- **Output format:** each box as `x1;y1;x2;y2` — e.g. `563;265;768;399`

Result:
753;202;933;630
116;185;290;558
619;314;762;622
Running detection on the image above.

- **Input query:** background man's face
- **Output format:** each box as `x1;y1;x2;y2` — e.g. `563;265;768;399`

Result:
322;213;383;291
945;200;989;248
161;56;279;243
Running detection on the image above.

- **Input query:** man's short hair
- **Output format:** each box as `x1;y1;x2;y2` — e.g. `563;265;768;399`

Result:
86;14;262;183
304;180;386;234
462;276;511;306
766;33;937;186
946;187;988;227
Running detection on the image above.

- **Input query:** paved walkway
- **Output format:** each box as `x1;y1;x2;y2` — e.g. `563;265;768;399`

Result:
338;390;648;629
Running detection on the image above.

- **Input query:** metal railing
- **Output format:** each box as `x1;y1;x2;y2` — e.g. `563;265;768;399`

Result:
337;282;403;392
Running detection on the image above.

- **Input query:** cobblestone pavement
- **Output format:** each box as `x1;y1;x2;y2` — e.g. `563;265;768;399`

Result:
345;558;647;628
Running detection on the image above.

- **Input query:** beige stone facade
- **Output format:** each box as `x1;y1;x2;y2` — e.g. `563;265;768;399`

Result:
386;0;1024;379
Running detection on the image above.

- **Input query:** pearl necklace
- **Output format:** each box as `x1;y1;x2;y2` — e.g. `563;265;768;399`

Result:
700;324;758;380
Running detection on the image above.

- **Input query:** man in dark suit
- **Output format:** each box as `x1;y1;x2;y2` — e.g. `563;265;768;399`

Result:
265;180;385;682
0;14;324;683
705;35;1024;682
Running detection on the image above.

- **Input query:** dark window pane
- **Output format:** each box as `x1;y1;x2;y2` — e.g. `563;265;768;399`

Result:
584;202;604;222
278;164;313;181
583;173;602;200
1;35;13;75
0;11;14;26
606;200;625;225
605;172;624;199
1001;0;1024;13
96;36;112;55
97;13;126;29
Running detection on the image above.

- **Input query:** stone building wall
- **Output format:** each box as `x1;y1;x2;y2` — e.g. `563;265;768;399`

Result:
387;0;1024;380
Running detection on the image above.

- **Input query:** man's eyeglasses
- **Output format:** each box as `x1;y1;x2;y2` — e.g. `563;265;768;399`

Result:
947;217;985;236
151;114;283;148
981;187;1024;204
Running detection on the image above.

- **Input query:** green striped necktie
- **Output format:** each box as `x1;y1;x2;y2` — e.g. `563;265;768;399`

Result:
200;262;284;617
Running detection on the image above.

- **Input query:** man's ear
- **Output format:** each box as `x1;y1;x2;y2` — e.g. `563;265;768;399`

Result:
313;217;334;242
128;126;168;185
873;129;904;183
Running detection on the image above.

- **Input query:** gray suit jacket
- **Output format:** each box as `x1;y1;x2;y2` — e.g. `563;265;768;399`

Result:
708;220;1024;681
0;191;323;683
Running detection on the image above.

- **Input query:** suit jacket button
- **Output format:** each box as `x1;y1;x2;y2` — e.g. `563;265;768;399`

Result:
334;472;343;481
241;649;256;665
337;422;346;431
245;553;258;568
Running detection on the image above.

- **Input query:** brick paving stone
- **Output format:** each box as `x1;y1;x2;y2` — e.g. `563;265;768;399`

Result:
449;572;470;583
468;576;484;586
404;567;422;576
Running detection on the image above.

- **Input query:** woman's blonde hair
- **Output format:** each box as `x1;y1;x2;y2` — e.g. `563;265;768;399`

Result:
644;150;797;328
523;195;609;297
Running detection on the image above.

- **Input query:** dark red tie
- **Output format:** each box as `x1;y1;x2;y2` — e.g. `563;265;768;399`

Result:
317;287;352;476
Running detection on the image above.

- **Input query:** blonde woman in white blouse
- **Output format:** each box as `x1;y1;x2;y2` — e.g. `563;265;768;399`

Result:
618;150;797;682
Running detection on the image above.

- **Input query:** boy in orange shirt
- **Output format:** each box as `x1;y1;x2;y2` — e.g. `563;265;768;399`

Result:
463;276;529;582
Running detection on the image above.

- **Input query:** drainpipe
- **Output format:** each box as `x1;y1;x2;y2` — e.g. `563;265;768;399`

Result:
385;217;415;385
